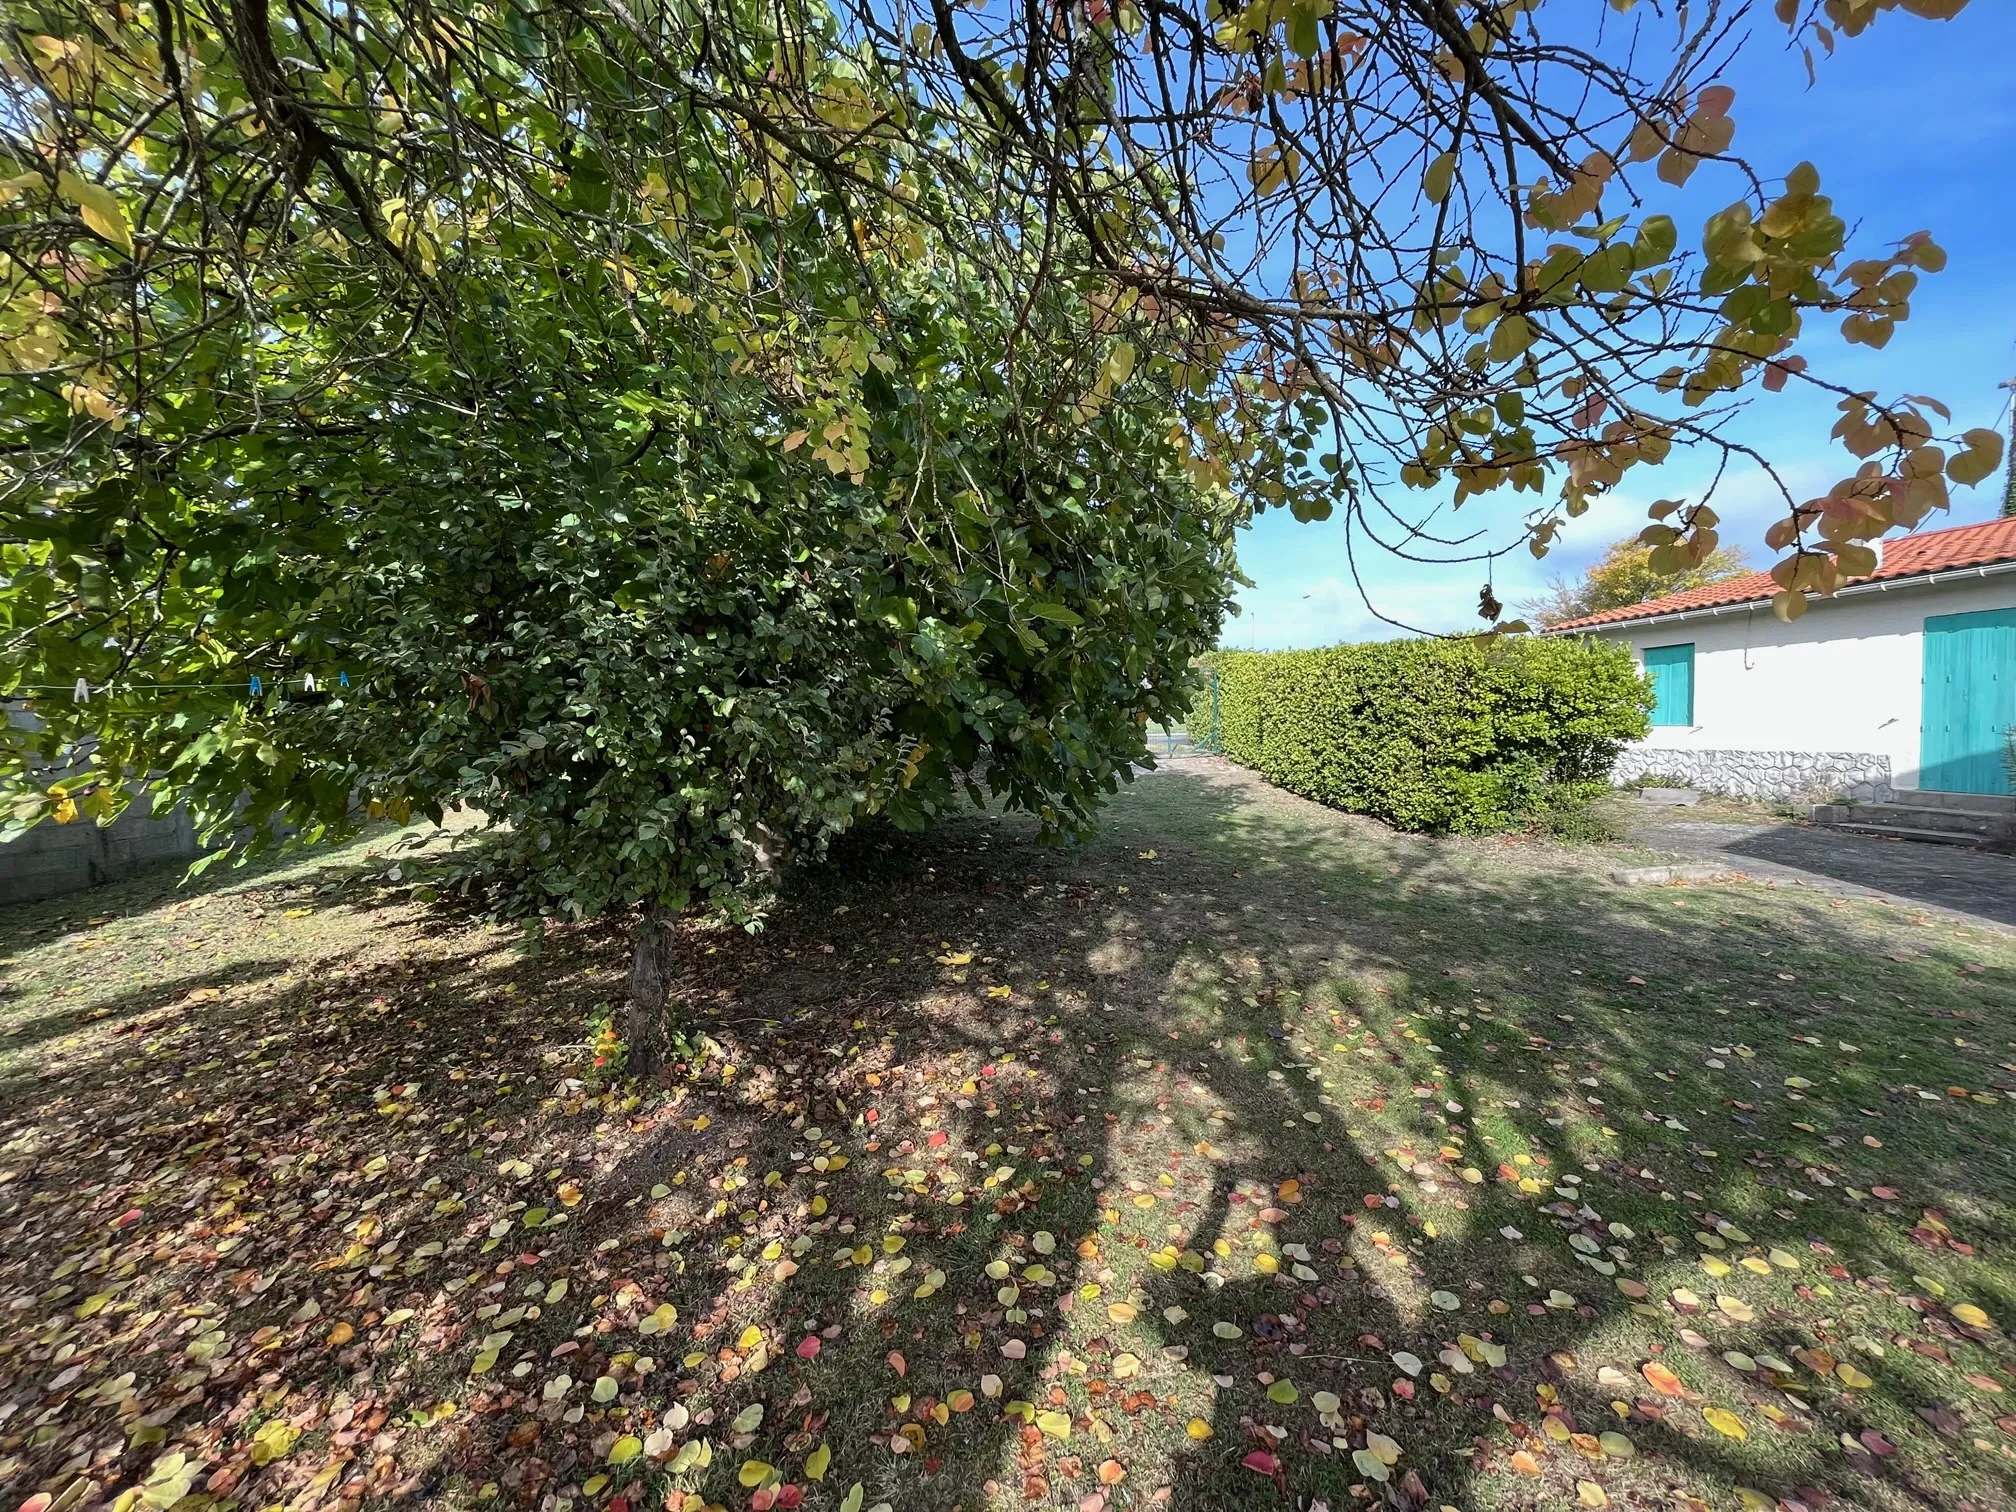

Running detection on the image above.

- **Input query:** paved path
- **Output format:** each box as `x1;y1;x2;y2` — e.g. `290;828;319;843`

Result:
1635;819;2016;931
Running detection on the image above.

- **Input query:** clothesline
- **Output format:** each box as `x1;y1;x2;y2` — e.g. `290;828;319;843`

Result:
5;671;355;702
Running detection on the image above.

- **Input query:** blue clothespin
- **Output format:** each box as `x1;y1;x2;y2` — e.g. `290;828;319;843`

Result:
249;674;262;697
338;670;350;688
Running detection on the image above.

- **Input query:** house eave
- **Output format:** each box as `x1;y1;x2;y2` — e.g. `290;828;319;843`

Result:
1543;557;2016;636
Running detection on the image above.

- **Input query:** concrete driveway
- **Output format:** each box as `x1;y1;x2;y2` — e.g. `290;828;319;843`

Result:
1635;818;2016;931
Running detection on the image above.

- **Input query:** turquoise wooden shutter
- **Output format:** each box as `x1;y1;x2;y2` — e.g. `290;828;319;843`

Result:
1922;608;2016;795
1643;643;1694;726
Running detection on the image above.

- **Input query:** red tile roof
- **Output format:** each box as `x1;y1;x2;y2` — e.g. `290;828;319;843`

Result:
1546;514;2016;632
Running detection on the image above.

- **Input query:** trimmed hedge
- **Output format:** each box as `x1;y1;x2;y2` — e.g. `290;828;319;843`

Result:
1189;638;1650;833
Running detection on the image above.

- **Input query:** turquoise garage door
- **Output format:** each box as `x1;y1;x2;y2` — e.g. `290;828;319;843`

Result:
1921;607;2016;795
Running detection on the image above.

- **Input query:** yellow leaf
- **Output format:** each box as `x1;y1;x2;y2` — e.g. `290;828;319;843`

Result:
1948;430;2005;487
1423;151;1456;204
1036;1409;1072;1440
805;1443;831;1481
1577;1482;1609;1508
248;1418;301;1466
1185;1417;1213;1441
1702;1407;1747;1440
1952;1303;1993;1329
58;170;133;255
738;1460;776;1488
608;1435;643;1465
1836;1362;1873;1390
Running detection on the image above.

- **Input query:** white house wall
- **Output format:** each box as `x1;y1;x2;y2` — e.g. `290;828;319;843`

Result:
1586;572;2016;800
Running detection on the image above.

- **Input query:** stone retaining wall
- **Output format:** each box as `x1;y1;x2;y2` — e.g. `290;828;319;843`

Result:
1613;747;1893;804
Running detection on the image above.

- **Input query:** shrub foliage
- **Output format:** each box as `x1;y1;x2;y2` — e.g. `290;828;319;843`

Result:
1194;639;1650;833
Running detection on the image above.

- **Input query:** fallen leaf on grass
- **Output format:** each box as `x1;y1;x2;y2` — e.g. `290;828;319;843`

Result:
1641;1362;1684;1396
1703;1407;1748;1440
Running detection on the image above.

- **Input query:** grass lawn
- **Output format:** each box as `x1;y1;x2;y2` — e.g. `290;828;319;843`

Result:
2;758;2012;1512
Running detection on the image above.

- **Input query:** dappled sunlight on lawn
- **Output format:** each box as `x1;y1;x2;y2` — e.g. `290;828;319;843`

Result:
0;763;2012;1512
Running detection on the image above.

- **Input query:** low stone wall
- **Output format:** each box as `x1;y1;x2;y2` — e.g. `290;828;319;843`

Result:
1613;747;1893;804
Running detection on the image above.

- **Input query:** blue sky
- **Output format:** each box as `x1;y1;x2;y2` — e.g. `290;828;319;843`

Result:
1228;4;2016;650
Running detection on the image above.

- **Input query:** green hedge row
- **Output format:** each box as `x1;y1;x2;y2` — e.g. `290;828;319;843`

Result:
1189;637;1650;833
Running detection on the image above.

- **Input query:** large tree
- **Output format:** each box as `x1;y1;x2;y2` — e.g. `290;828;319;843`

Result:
0;0;1240;1064
0;0;2007;1048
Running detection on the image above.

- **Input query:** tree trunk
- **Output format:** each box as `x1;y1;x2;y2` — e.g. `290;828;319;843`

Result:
626;904;679;1079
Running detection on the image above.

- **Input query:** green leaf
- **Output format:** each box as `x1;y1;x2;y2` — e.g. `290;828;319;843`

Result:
1487;314;1536;362
1632;214;1677;267
1023;602;1084;626
1285;5;1318;58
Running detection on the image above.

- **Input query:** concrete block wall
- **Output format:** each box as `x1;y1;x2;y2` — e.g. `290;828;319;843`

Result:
2;705;208;905
0;797;201;906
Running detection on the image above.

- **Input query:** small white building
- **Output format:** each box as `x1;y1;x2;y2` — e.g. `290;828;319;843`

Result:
1547;515;2016;803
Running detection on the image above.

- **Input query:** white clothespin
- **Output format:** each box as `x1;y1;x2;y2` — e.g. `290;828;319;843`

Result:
73;677;90;703
303;671;318;693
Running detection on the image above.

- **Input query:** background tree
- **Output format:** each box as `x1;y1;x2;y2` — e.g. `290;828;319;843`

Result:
1521;538;1752;627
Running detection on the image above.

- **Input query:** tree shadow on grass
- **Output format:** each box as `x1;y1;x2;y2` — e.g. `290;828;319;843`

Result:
0;765;2011;1512
494;767;2012;1512
1079;766;2016;1512
0;959;298;1077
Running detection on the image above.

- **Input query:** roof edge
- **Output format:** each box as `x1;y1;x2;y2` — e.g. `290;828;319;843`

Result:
1542;556;2016;635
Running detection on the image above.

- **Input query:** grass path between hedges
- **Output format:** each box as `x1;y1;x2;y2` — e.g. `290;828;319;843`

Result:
2;757;2013;1512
